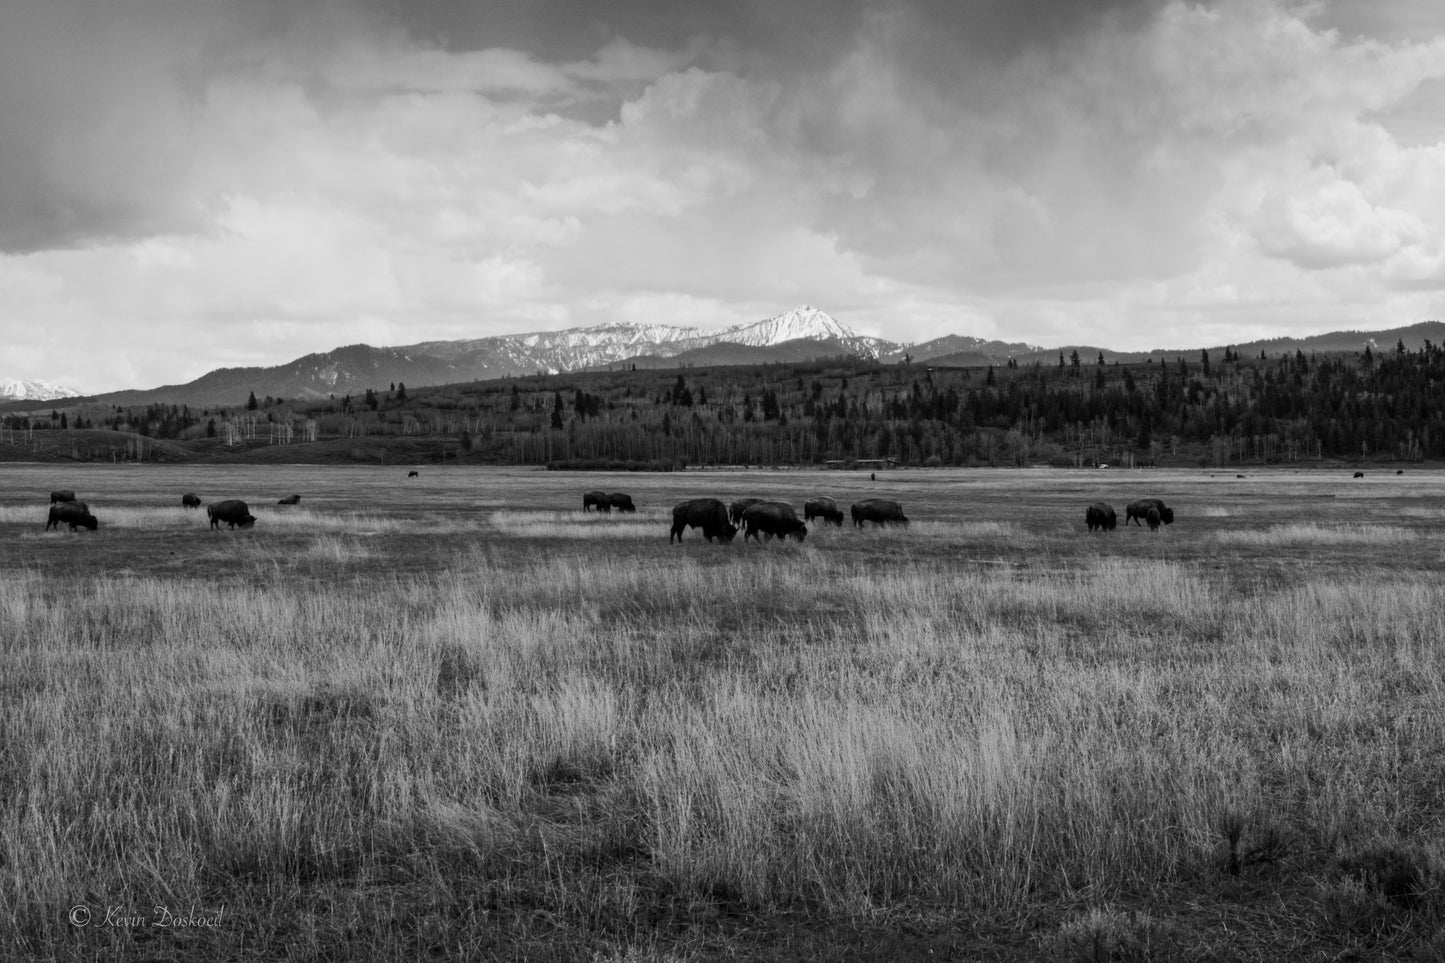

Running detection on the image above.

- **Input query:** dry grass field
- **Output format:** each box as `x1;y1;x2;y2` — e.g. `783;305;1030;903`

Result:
3;464;1444;962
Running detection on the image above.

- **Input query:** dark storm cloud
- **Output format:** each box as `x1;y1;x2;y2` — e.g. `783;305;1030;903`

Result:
0;0;382;252
352;0;1163;76
0;0;1159;253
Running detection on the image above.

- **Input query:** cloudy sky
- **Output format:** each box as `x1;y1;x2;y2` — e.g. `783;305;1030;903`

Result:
2;0;1443;392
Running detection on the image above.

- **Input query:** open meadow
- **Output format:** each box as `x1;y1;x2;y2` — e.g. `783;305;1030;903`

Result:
2;464;1444;961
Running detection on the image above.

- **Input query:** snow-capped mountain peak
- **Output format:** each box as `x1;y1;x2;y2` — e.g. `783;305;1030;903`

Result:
716;305;858;346
0;379;78;402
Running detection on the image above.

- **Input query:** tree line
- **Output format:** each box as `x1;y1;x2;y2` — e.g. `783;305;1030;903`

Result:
10;342;1443;466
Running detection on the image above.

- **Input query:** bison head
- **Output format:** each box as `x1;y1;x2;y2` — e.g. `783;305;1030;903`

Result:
717;523;738;544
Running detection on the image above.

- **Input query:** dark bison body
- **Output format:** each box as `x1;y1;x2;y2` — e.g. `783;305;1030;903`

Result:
277;494;301;505
606;492;636;513
729;498;764;525
408;470;419;478
583;490;610;512
1353;471;1365;479
851;499;908;527
181;492;202;509
1146;507;1163;531
1125;499;1174;526
50;490;76;504
1085;502;1117;532
671;499;737;544
804;496;844;526
46;501;97;531
208;500;256;530
741;502;808;543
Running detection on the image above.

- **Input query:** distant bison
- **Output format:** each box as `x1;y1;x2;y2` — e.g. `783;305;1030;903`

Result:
50;490;76;504
1125;499;1174;527
1353;471;1365;479
208;500;256;530
606;492;636;513
181;492;202;509
46;501;97;532
741;502;808;543
851;499;908;527
277;494;301;506
1085;502;1117;532
408;470;419;478
729;498;764;525
804;496;844;526
583;490;610;512
671;498;737;544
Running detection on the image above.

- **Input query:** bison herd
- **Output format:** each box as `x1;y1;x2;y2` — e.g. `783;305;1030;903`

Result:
583;490;636;513
1084;498;1174;533
37;489;273;534
656;494;910;546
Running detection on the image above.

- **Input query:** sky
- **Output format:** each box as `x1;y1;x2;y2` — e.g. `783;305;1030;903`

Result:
1;0;1443;393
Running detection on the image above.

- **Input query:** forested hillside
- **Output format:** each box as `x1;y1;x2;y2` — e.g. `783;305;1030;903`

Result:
4;340;1442;467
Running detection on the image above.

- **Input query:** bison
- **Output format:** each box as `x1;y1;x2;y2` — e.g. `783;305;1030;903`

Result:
1085;502;1117;532
671;498;737;544
607;492;636;513
46;501;97;531
277;494;301;506
741;502;808;543
729;498;764;525
408;470;419;478
583;490;610;512
1125;499;1174;527
208;500;256;530
804;496;844;526
851;499;908;527
50;490;76;504
1146;507;1163;531
181;492;202;509
1353;471;1365;479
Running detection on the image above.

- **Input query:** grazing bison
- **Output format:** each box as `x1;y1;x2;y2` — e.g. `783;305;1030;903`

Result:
851;499;909;527
277;494;301;506
729;498;764;525
181;492;202;509
804;496;844;526
606;492;636;513
1146;507;1163;531
1125;499;1174;527
208;500;256;530
46;501;97;531
1353;471;1365;479
50;490;76;504
671;498;737;544
583;490;610;512
408;470;419;478
1085;502;1117;532
742;502;808;543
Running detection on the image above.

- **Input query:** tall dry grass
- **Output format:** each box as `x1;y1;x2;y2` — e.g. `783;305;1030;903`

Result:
3;530;1444;958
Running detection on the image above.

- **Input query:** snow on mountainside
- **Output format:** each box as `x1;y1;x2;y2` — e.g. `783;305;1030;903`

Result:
719;305;859;347
0;379;78;402
407;306;888;374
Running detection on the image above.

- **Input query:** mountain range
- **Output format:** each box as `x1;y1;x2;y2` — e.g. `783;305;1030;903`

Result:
0;379;80;403
5;305;1441;410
